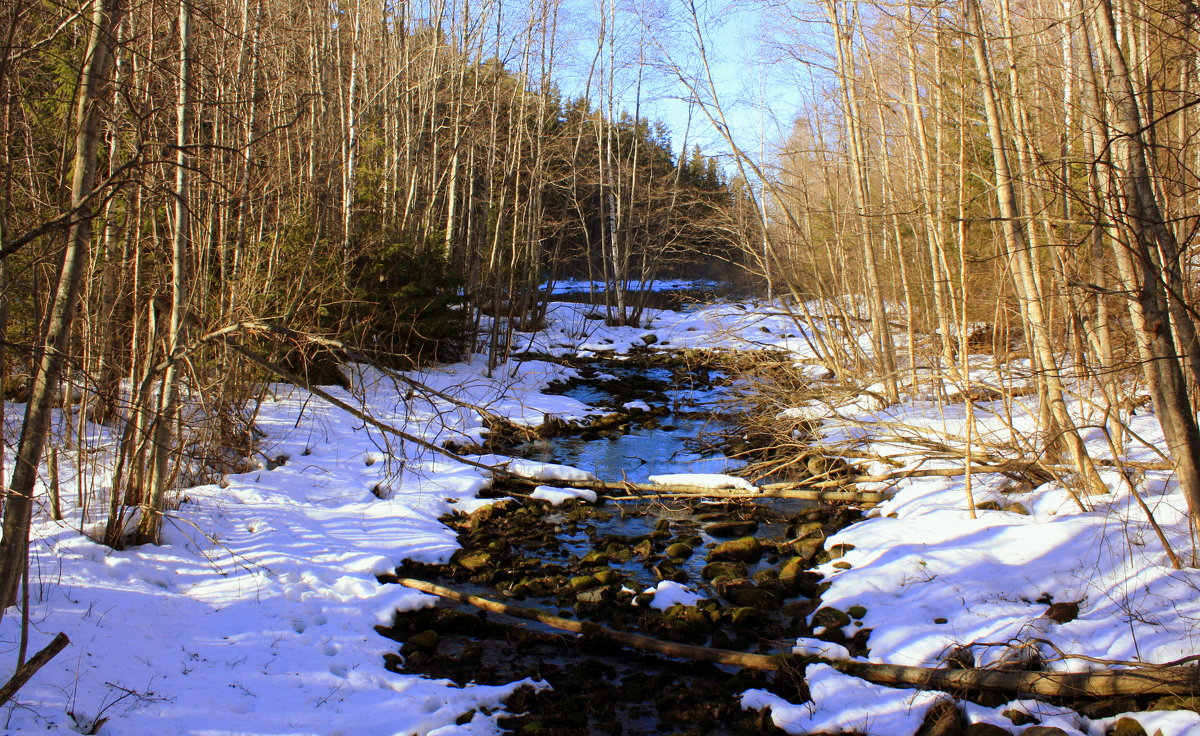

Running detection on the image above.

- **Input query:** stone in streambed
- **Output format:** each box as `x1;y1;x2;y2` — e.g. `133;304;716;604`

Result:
576;588;607;605
786;521;824;540
593;569;620;586
811;606;851;629
702;561;748;581
724;586;778;608
707;536;763;563
666;542;694;559
569;575;598;591
704;519;759;538
663;604;717;639
581;550;610;566
400;629;439;656
453;550;493;573
1108;718;1148;736
779;556;810;581
786;538;823;563
727;606;764;627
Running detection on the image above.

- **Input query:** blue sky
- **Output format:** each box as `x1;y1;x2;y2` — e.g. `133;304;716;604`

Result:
545;0;824;169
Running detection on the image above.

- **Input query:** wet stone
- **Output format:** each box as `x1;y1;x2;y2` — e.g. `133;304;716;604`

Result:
454;550;494;573
1109;718;1148;736
702;561;748;580
400;629;439;656
707;536;764;563
665;542;694;559
812;606;851;629
704;519;760;538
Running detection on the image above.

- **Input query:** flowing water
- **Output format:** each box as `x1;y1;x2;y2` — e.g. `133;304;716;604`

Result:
531;360;744;483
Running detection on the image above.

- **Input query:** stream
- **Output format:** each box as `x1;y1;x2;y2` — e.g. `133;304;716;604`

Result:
378;352;866;735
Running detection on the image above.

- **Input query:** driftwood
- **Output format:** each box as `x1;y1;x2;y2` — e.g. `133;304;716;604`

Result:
398;577;1200;698
498;460;1071;504
0;632;69;706
494;475;891;504
397;577;779;670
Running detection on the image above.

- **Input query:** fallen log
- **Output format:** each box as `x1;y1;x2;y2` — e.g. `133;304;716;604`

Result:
0;632;69;707
396;577;1200;698
828;659;1200;699
491;476;891;504
497;461;1063;503
396;577;778;670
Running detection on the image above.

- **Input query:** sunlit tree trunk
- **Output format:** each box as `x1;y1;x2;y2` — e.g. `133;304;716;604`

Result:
0;0;126;610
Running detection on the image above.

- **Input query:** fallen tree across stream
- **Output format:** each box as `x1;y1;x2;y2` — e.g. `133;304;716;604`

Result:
494;461;1078;505
396;577;1200;698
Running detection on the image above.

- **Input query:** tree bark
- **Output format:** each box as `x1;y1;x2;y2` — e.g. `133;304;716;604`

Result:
0;0;125;612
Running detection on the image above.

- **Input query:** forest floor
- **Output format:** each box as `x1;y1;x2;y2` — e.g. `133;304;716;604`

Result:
3;295;1200;735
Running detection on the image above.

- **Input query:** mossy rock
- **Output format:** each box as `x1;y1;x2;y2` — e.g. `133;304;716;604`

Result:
1109;717;1148;736
724;586;779;608
663;605;717;638
753;568;779;585
727;606;765;627
707;537;763;563
779;556;810;581
593;569;621;586
1004;502;1031;515
825;543;854;560
812;606;851;629
569;575;599;591
787;538;823;563
454;550;494;573
633;539;654;559
787;521;824;540
581;550;610;566
466;499;519;527
605;544;634;563
847;605;867;620
400;629;439;656
666;543;694;559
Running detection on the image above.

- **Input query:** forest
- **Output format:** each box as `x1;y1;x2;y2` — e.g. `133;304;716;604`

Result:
2;0;1200;732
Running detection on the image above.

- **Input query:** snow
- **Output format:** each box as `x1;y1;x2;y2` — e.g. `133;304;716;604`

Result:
792;637;853;661
529;486;598;505
5;294;1200;734
646;473;757;491
638;581;707;610
741;664;947;735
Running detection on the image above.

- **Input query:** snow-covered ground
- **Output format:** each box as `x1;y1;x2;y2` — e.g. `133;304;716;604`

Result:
3;299;1200;735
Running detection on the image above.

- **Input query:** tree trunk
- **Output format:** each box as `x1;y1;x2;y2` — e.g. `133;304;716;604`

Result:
137;0;190;545
0;0;126;611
